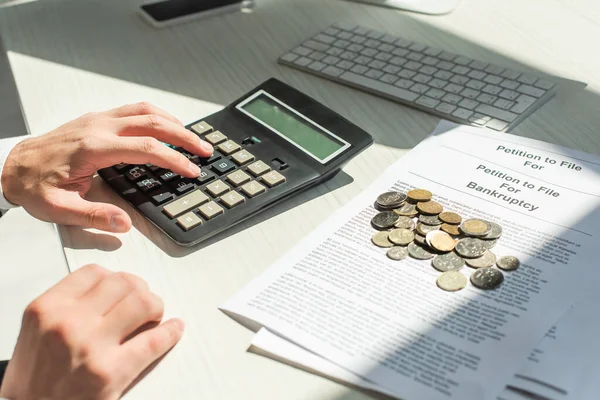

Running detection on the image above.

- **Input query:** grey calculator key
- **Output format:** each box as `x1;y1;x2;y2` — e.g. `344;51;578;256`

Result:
309;51;326;61
500;79;520;90
333;39;351;48
476;93;497;105
340;71;420;101
398;69;416;78
340;51;357;60
337;31;353;40
226;170;251;187
486;119;508;131
395;79;414;89
439;51;457;61
177;212;202;231
458;98;479;110
425;88;445;99
204;130;227;145
535;79;555;90
482;84;502;95
424;47;442;56
206;180;230;197
461;88;480;99
437;61;455;70
435;102;457;114
413;73;431;84
452;65;471;75
368;60;386;70
220;191;245;208
293;57;312;67
395;38;412;47
350;35;366;44
442;93;462;104
347;44;364;53
292;46;312;56
453;56;472;66
407;52;423;61
494;98;515;110
304;40;329;52
429;78;447;89
390;56;407;66
383;64;401;74
444;84;463;94
410;83;430;94
517;84;545;98
499;89;520;101
378;43;395;52
191;121;214;136
261;170;287;187
450;75;469;85
422;56;438;66
314;33;336;44
375;52;393;61
247;160;271;177
470;60;488;70
405;61;423;70
434;70;453;80
484;64;504;75
240;180;267;198
323;55;341;65
308;61;326;71
354;56;372;65
466;80;486;90
419;65;437;75
350;64;369;74
392;48;409;57
326;47;344;56
469;113;490;125
483;75;503;85
336;60;355;70
163;190;209;218
380;74;398;84
322;66;344;77
500;69;521;80
475;104;518;122
416;96;440;108
467;70;486;80
452;107;474;119
361;48;378;57
365;69;383;79
364;39;381;48
280;53;298;63
231;149;255;166
217;139;241;155
518;74;538;85
198;200;224;220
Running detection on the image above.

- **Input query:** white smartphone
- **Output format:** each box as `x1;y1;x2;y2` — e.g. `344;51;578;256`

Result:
139;0;245;29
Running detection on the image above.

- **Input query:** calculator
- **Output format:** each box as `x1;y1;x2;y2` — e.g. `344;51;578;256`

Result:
98;78;373;246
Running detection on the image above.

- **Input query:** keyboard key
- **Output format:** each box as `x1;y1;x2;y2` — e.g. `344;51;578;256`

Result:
375;52;392;62
159;170;180;182
438;51;456;61
339;71;420;101
484;65;504;75
350;64;369;74
163;190;209;218
444;83;464;94
217;140;241;155
114;162;129;171
326;47;344;56
499;89;520;101
368;60;386;70
425;88;445;99
469;60;488;70
451;65;470;75
395;79;414;89
467;70;486;80
461;88;480;99
322;66;344;77
125;166;148;182
365;69;383;79
308;61;325;71
309;51;326;61
247;160;271;176
333;39;351;48
198;151;222;166
198;201;224;220
469;113;490;125
452;108;474;120
174;180;196;195
206;180;230;197
394;38;412;47
379;74;398;84
423;47;442;56
416;96;440;108
534;79;555;90
291;46;312;56
453;56;472;66
354;55;372;65
322;55;340;65
409;43;426;52
137;178;162;193
336;60;355;70
304;40;329;52
226;170;252;187
466;80;486;90
410;83;429;94
412;73;431;84
511;94;537;113
293;57;312;67
404;61;423;71
220;191;246;208
261;170;286;187
441;93;462;105
350;35;366;44
366;29;383;39
450;75;469;85
361;47;379;56
482;85;502;95
378;43;394;52
196;169;217;184
231;149;255;166
428;78;447;89
494;98;515;110
347;44;364;53
518;74;538;85
177;212;202;231
241;181;267;197
151;191;174;205
500;69;521;80
475;104;518;122
398;69;416;79
435;102;457;114
145;163;161;172
500;79;520;90
517;84;545;98
382;64;401;74
477;93;497;105
392;48;409;57
421;56;438;66
407;52;423;61
314;33;336;44
336;32;353;41
483;75;503;85
458;98;479;110
211;158;236;175
191;121;213;136
486;119;509;131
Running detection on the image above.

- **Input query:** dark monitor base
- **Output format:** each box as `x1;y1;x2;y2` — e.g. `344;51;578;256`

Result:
139;0;244;28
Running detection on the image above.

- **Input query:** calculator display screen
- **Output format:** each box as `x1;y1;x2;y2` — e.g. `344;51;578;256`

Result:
237;91;350;163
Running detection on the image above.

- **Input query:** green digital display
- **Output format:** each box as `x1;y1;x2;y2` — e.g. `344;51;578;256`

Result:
240;94;346;162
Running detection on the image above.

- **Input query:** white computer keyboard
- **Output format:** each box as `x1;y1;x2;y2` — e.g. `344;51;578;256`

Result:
279;22;557;132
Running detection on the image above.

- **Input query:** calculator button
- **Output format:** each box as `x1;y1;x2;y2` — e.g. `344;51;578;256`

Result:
125;167;148;182
163;190;209;218
247;160;271;177
174;180;196;195
198;151;222;166
231;149;255;166
220;191;245;208
226;170;251;187
114;162;129;171
159;171;180;182
211;158;236;175
240;181;266;197
176;212;203;231
198;201;224;220
136;178;162;193
205;180;230;197
204;130;227;145
152;191;174;205
191;121;213;136
262;170;286;187
217;140;241;155
196;169;217;184
145;163;161;172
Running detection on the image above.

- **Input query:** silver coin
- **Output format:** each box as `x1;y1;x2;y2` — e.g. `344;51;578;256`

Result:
482;221;503;239
465;250;496;268
481;239;498;249
371;211;399;230
414;233;426;245
377;191;407;209
389;229;415;246
408;242;435;260
497;256;520;271
419;214;442;226
470;267;504;289
394;202;418;216
455;238;487;258
460;219;492;237
416;222;441;236
432;252;465;272
394;216;415;230
371;231;394;248
387;246;408;261
437;271;467;292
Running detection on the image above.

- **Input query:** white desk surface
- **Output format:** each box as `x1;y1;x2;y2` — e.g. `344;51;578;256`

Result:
1;0;599;399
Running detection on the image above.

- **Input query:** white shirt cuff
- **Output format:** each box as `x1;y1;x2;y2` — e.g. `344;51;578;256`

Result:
0;136;28;209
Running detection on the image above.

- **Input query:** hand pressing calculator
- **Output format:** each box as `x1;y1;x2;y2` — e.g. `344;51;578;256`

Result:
98;78;373;246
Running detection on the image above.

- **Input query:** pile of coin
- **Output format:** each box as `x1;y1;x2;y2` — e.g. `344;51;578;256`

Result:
371;189;520;292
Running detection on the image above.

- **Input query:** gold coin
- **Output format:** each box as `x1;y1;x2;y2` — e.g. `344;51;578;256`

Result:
371;231;393;248
439;211;462;225
393;202;418;217
460;219;492;237
441;223;461;236
416;200;443;215
436;271;467;292
389;229;415;246
407;189;432;203
426;231;456;252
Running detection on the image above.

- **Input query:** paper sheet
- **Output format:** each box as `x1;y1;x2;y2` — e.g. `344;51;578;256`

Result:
221;121;600;400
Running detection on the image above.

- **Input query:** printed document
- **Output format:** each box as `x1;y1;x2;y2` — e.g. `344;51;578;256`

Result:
221;122;600;400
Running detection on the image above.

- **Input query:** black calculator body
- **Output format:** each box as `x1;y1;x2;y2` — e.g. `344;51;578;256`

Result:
98;78;373;246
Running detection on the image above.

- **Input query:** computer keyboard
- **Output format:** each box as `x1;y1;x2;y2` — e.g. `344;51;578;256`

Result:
278;22;557;132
